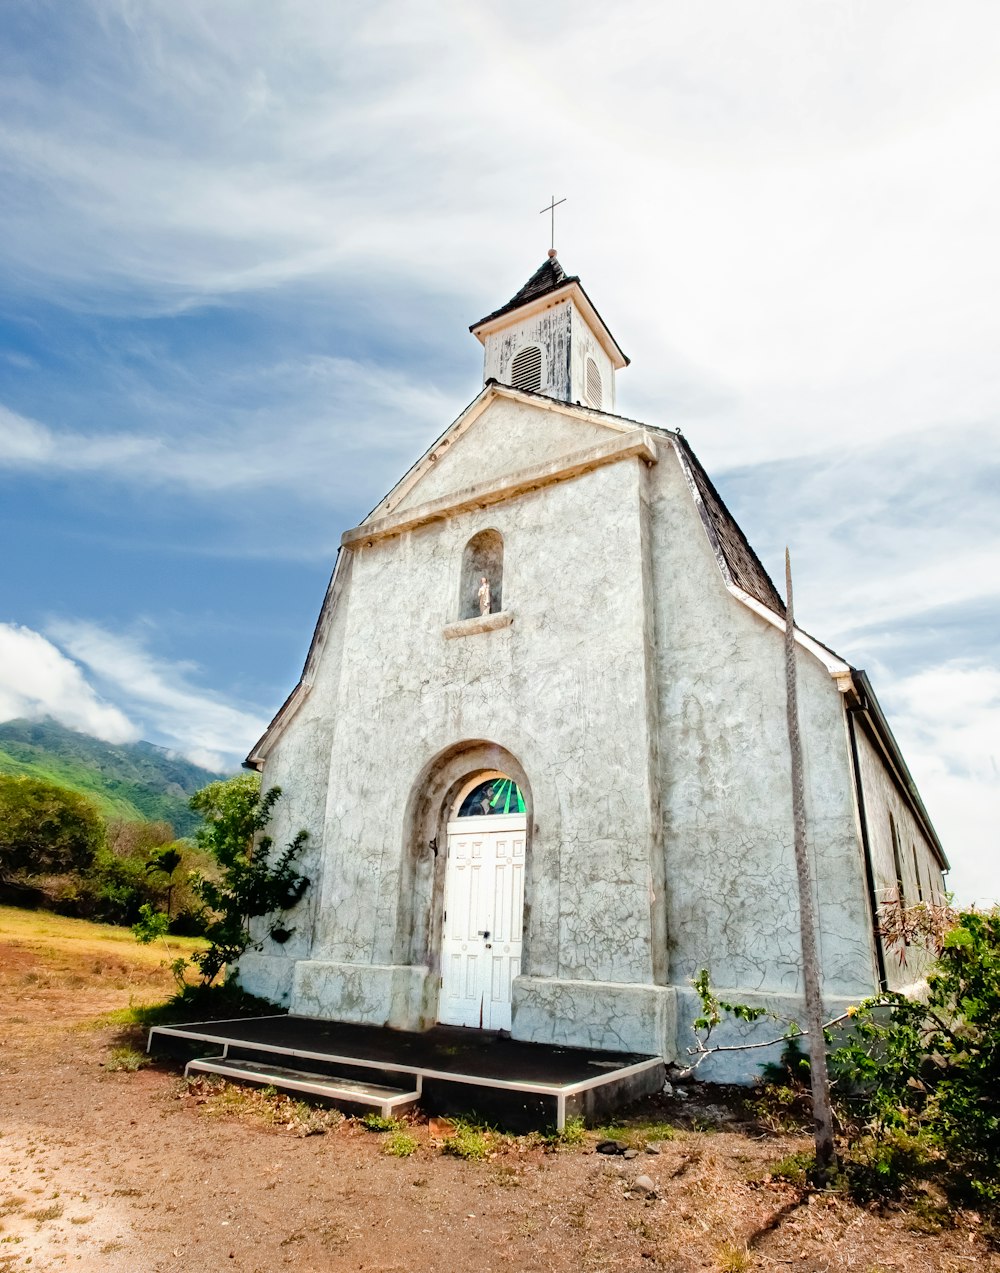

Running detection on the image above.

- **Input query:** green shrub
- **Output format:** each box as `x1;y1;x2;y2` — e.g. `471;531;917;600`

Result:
186;776;309;983
831;907;1000;1218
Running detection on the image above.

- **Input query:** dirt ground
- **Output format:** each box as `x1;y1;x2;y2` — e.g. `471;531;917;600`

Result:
1;906;997;1273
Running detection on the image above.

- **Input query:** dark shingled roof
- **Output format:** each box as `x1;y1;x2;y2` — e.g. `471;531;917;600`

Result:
471;257;581;330
673;435;786;617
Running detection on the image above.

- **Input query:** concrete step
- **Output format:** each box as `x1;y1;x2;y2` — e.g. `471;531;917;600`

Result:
184;1055;421;1118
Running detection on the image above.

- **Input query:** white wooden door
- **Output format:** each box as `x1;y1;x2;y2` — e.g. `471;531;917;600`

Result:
438;814;525;1031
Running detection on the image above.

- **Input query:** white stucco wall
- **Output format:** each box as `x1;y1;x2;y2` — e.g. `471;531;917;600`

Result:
641;439;880;1078
481;301;573;401
389;397;614;515
238;394;927;1080
853;724;947;992
237;555;354;1005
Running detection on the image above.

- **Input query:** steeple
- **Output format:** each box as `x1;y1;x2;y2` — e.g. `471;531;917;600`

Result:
470;253;629;413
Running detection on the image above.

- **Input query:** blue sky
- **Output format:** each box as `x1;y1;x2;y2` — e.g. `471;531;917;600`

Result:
0;1;996;903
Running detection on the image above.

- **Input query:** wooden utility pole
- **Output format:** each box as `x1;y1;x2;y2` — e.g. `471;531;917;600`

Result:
784;549;838;1178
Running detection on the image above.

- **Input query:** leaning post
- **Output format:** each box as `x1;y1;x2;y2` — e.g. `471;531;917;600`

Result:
784;548;838;1179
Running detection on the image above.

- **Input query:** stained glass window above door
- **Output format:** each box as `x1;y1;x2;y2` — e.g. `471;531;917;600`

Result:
457;777;525;817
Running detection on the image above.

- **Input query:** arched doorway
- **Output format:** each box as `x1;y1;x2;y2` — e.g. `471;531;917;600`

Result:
438;772;527;1031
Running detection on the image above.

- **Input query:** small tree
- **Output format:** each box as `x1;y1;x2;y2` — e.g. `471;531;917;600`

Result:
186;774;309;983
145;845;183;917
0;775;104;881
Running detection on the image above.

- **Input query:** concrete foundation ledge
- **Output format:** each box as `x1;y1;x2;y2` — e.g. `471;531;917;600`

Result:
289;961;429;1029
511;976;678;1059
234;952;296;1007
673;986;866;1085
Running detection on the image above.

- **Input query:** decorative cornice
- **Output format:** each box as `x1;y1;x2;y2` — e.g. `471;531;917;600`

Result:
341;430;658;549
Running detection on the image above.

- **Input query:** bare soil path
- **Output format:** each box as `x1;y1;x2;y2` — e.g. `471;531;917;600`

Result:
1;906;996;1273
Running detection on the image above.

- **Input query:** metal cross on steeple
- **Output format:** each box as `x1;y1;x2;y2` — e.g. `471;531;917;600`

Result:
540;195;566;253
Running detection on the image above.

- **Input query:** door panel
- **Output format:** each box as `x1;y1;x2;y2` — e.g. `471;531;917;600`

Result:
439;815;525;1031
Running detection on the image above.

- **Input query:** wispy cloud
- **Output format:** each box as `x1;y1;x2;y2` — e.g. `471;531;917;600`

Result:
0;1;995;897
0;356;455;509
46;619;267;770
0;623;137;742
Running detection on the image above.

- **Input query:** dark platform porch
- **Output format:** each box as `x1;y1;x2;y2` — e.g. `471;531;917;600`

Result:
147;1015;664;1131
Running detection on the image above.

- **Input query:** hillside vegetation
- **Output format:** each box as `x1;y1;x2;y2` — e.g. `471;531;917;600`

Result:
0;717;228;835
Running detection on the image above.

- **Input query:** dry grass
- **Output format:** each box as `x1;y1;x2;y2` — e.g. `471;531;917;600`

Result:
0;904;203;967
1;904;204;1038
2;907;999;1273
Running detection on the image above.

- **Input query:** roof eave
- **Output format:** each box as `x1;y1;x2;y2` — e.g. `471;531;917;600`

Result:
850;669;949;871
470;280;629;370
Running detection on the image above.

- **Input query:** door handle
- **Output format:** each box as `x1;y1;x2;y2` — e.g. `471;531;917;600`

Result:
478;930;490;939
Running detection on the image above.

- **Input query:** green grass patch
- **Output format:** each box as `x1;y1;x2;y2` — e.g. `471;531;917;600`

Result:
361;1112;398;1132
592;1119;676;1149
105;1045;149;1072
441;1117;495;1161
105;979;279;1034
769;1150;814;1186
384;1128;419;1157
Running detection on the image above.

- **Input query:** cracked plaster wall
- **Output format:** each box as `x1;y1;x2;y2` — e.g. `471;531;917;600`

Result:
240;398;908;1071
646;438;882;1069
389;397;614;515
292;450;661;1041
853;724;946;991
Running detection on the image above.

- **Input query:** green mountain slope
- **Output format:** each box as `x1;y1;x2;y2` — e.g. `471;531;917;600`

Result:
0;719;230;836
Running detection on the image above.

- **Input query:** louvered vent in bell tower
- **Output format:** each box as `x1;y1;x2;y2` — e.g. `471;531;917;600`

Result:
470;254;629;411
586;357;603;409
510;345;542;392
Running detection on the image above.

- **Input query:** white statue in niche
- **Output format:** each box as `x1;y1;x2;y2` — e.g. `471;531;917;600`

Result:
477;575;492;616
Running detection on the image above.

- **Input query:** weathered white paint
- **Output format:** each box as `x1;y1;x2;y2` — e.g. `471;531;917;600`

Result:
472;278;625;414
238;285;945;1083
439;814;525;1031
852;721;946;991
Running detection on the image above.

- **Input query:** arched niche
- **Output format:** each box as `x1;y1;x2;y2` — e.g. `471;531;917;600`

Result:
392;740;533;1021
459;528;504;620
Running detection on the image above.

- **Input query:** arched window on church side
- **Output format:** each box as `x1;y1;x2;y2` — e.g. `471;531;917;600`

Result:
586;356;603;409
510;345;542;393
459;529;504;620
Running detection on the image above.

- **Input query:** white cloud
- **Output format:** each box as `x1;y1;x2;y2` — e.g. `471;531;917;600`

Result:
2;0;998;469
0;1;996;896
46;619;267;769
0;623;137;742
0;407;55;464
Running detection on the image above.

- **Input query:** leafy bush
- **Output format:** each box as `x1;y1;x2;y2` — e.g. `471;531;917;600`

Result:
186;776;309;983
831;907;1000;1217
131;775;309;984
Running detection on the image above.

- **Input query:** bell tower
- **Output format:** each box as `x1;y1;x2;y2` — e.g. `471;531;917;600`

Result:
470;252;629;413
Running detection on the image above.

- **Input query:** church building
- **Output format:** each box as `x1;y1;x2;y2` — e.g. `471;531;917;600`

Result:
239;252;948;1080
